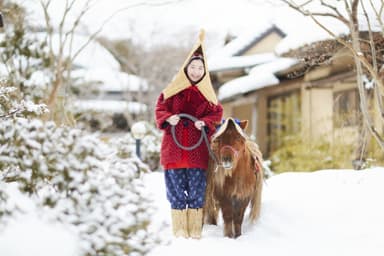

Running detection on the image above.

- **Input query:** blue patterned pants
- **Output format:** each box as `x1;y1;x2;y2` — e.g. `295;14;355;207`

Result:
164;168;207;209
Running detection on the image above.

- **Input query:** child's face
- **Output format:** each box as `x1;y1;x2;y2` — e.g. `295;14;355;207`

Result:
186;59;205;82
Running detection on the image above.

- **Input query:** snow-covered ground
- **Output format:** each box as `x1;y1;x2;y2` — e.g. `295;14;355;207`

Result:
144;167;384;256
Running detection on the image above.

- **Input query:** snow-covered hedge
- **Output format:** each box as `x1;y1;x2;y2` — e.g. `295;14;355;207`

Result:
0;83;48;119
0;117;159;255
108;122;162;171
0;82;160;255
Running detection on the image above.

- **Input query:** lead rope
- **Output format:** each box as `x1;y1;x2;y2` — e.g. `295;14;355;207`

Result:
170;113;221;169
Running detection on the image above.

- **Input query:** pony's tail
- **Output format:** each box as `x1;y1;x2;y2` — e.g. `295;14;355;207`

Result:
247;141;264;223
249;169;263;222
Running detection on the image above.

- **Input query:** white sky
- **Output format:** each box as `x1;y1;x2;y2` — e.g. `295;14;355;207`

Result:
19;0;306;48
81;0;289;45
18;0;383;50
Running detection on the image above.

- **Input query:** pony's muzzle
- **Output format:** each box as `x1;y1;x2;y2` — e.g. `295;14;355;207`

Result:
221;155;233;169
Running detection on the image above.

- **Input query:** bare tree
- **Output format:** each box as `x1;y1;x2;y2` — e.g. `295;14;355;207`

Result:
280;0;384;168
98;30;193;123
39;0;184;125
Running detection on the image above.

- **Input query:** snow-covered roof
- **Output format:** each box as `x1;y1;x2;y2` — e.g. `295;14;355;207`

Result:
72;68;148;92
249;57;299;76
73;99;147;114
218;57;298;101
210;23;285;59
4;31;118;72
207;23;286;72
33;33;120;70
275;20;348;56
218;73;277;101
1;31;119;78
208;53;276;72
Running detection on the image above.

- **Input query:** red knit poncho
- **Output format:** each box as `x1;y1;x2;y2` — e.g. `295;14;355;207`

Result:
155;85;223;170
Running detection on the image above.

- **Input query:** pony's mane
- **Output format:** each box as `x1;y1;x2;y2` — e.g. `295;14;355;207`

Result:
212;117;248;142
245;140;263;173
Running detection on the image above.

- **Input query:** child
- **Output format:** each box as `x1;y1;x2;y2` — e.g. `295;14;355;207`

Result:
155;30;223;239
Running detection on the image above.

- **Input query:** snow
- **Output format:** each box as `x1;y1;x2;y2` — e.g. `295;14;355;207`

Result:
363;75;375;89
249;57;298;76
23;70;51;88
35;33;120;70
72;68;148;92
218;73;278;101
0;183;78;256
218;58;298;101
144;167;384;256
0;117;159;256
209;53;276;72
0;215;79;256
274;18;348;56
209;22;281;58
2;116;384;256
73;99;147;114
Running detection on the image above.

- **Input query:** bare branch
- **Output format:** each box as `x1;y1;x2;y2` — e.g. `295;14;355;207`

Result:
282;0;384;154
320;0;347;20
0;109;20;119
70;0;184;63
40;0;54;63
351;0;359;30
368;0;384;34
361;0;384;122
281;0;349;25
303;9;384;149
298;0;314;8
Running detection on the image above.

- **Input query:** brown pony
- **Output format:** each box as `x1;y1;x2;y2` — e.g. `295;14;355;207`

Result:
204;118;263;238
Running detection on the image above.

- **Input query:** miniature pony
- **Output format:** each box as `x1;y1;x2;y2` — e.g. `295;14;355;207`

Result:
204;118;263;238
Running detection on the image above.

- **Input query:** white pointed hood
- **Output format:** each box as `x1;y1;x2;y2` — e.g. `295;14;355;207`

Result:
162;29;218;105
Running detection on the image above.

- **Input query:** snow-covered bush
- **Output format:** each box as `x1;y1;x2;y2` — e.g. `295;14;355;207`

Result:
141;124;162;171
0;184;10;221
74;110;115;132
0;82;48;119
0;1;52;102
0;117;159;255
108;122;162;171
1;82;159;255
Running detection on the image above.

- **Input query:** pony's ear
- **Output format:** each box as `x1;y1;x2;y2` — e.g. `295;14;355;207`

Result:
239;120;248;130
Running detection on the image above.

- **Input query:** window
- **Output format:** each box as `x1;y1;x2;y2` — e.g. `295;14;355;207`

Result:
267;90;301;154
333;89;359;128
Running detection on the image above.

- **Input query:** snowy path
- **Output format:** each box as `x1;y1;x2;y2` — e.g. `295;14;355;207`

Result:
144;168;384;256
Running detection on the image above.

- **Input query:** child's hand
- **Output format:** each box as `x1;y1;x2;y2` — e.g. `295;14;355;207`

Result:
194;120;205;130
167;115;180;126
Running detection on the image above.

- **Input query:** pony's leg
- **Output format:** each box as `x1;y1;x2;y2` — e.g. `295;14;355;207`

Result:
204;199;219;225
221;197;234;238
233;198;248;238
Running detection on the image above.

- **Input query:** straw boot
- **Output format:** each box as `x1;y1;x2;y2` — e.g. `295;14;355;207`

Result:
171;209;189;238
187;208;203;239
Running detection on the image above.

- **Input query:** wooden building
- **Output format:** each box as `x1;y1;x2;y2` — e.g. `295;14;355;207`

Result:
209;25;381;159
